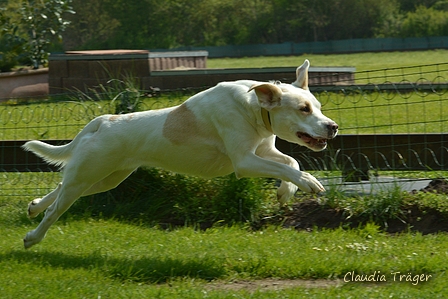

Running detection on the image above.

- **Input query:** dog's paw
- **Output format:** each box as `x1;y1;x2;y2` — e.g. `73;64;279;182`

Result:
23;231;39;249
23;237;33;249
27;198;42;218
277;181;298;204
297;172;325;193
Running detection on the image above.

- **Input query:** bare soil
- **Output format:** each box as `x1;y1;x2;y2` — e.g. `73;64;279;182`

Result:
278;179;448;234
206;278;341;292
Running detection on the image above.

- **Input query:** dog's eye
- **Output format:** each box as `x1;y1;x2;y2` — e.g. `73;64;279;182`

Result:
300;105;311;113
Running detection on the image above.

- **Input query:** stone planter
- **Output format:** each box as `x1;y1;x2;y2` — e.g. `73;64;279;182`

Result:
48;50;208;94
0;68;49;99
0;49;355;98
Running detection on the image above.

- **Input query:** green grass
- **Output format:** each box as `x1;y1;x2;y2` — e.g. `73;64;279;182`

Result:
209;50;448;85
0;95;187;140
208;49;448;72
3;174;447;298
2;170;448;299
1;214;448;298
2;50;447;140
2;160;448;299
1;50;447;139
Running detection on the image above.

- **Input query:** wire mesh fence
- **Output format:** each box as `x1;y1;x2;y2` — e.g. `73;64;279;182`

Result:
1;63;447;200
0;94;188;200
286;63;448;190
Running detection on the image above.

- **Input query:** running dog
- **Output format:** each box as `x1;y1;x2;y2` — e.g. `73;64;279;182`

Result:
22;60;338;248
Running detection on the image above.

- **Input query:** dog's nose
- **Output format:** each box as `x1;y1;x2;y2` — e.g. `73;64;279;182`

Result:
327;122;338;136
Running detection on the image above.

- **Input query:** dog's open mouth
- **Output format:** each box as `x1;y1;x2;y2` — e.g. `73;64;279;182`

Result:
296;132;328;148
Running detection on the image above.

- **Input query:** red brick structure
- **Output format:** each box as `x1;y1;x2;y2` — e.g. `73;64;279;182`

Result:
48;50;355;94
48;50;208;94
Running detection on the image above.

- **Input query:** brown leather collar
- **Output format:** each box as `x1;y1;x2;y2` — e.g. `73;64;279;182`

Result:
261;108;273;133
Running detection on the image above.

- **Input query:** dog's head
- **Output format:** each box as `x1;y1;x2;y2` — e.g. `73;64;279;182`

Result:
249;60;338;152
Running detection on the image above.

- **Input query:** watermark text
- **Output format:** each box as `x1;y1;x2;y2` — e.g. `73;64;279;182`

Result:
343;271;432;285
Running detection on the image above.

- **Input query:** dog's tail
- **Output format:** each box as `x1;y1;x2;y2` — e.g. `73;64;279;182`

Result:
22;116;104;168
22;140;73;168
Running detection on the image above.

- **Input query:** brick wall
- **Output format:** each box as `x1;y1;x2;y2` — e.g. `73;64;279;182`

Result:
48;50;208;94
48;50;354;94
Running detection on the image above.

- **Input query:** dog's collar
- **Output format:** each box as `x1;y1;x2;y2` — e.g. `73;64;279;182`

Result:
261;108;273;133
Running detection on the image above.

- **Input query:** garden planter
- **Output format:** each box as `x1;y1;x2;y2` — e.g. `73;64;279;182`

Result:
0;68;48;99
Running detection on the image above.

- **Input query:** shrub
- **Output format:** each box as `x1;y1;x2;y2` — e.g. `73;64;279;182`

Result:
71;76;144;114
68;168;275;227
0;1;74;70
400;6;448;37
0;52;18;72
0;8;25;72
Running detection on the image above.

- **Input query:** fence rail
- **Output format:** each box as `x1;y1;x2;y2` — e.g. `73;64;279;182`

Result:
3;134;447;182
277;134;448;181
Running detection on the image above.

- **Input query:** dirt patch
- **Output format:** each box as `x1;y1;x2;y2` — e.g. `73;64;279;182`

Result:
206;278;341;292
412;178;448;194
277;179;448;234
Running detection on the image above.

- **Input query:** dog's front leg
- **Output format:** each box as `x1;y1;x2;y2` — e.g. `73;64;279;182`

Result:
256;148;300;204
255;137;317;204
232;152;325;195
266;152;301;204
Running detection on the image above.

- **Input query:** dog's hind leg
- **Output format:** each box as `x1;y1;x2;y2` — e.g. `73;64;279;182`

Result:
23;168;136;249
23;179;91;249
81;168;136;197
26;169;134;218
27;183;62;218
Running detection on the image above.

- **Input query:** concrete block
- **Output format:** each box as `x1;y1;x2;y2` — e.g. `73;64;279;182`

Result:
68;60;90;78
49;60;69;78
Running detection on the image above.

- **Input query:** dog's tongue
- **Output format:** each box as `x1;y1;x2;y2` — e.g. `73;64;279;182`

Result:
297;132;327;147
300;134;313;143
297;132;315;142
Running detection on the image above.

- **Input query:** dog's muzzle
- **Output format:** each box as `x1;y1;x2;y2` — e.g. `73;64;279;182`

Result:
296;121;338;151
327;121;339;139
296;132;328;148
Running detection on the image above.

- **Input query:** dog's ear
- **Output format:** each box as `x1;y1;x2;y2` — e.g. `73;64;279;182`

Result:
249;83;282;110
292;59;310;90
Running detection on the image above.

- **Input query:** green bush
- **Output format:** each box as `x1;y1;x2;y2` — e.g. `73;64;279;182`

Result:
68;168;275;227
400;6;448;37
0;1;73;70
0;52;17;72
0;8;24;72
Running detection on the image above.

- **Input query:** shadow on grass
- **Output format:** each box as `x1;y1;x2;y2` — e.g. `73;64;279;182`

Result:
3;249;226;283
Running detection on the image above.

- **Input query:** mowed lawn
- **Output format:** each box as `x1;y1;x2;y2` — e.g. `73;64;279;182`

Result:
209;49;448;86
2;214;448;298
208;49;448;72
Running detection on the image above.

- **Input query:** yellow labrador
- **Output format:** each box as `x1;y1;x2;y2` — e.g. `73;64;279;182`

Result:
22;60;338;248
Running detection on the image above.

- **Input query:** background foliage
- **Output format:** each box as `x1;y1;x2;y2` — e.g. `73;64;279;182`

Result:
61;0;448;50
0;0;73;70
1;0;448;69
